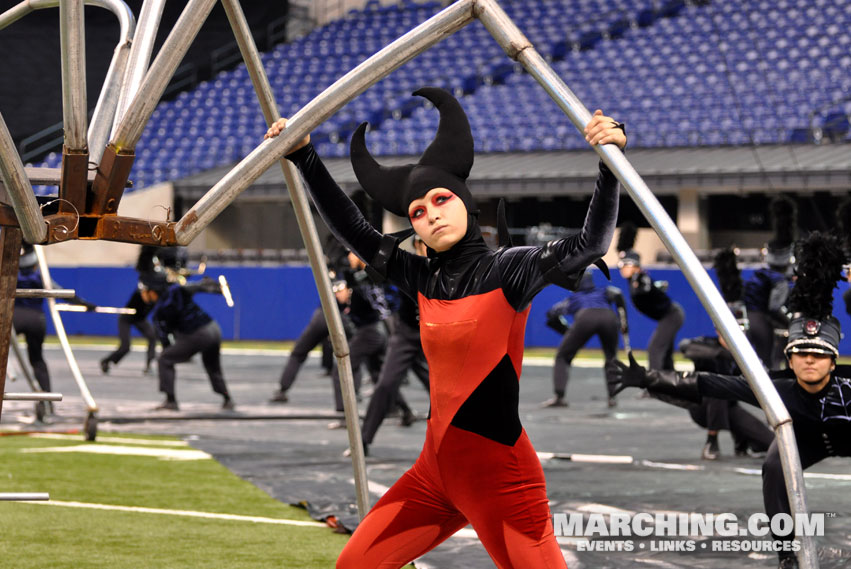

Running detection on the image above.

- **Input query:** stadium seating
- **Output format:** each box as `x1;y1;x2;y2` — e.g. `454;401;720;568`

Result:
31;0;851;194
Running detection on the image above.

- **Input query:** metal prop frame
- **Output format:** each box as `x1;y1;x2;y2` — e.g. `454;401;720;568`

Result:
34;245;99;440
173;5;816;561
0;2;818;559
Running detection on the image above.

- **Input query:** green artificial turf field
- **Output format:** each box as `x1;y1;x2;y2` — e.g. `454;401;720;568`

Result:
0;432;347;568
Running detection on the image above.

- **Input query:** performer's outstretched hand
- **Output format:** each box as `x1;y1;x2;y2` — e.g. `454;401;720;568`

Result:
264;117;311;152
585;109;627;149
606;351;647;394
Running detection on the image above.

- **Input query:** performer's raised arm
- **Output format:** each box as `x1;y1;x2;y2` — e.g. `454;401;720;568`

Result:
498;110;626;309
265;120;383;265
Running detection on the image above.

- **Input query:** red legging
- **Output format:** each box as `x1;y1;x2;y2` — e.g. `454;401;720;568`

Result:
337;425;566;569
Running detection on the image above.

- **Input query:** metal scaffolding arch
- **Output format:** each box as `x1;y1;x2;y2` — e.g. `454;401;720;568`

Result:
0;3;822;564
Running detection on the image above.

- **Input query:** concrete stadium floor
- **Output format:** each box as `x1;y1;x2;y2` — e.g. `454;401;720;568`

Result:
3;344;849;568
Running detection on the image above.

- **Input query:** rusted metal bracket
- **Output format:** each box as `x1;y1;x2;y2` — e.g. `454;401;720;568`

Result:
43;213;80;243
90;144;135;214
59;146;89;214
43;212;175;245
95;215;176;245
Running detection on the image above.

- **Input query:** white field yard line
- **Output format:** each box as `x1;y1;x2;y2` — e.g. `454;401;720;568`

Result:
27;433;191;447
20;444;211;461
16;500;327;528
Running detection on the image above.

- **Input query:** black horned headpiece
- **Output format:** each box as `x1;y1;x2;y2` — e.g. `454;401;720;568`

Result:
784;231;847;358
616;222;640;267
713;247;748;329
764;196;797;269
350;87;475;218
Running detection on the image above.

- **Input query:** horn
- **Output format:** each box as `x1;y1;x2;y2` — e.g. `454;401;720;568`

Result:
413;87;474;180
616;222;638;253
496;198;513;247
350;122;414;217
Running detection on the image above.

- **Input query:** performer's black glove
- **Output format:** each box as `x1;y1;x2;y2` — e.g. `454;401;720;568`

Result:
607;352;702;402
606;352;647;395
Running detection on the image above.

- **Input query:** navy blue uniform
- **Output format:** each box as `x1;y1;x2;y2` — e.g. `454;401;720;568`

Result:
743;267;792;367
13;269;50;391
14;268;92;392
331;268;389;412
101;290;157;371
151;283;230;405
628;270;683;370
547;276;624;404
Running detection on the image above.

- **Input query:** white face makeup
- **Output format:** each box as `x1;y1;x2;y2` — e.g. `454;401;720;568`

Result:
408;188;468;252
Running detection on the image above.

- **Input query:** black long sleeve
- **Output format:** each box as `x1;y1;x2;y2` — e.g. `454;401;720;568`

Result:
496;161;620;309
696;372;761;407
288;144;382;264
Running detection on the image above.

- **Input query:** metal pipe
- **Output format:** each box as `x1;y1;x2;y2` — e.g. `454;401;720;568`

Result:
110;0;217;151
174;0;476;244
3;392;63;401
0;493;50;501
0;111;47;243
472;2;818;566
34;245;98;413
14;289;76;299
220;0;370;518
112;0;167;132
0;1;134;163
59;0;87;150
0;1;37;28
86;0;135;164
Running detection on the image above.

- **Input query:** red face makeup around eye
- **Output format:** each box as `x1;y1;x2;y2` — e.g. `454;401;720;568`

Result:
409;206;425;220
432;193;454;206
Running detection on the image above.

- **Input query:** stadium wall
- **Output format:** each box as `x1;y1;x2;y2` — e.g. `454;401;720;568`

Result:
43;265;851;357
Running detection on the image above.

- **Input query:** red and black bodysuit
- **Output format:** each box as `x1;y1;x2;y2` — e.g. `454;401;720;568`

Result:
288;137;620;568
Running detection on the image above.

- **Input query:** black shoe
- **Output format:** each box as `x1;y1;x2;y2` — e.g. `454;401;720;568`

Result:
540;397;568;408
100;359;110;374
143;361;154;375
343;442;369;457
701;439;720;460
400;409;416;427
778;554;798;568
221;398;235;411
268;390;289;403
153;400;179;411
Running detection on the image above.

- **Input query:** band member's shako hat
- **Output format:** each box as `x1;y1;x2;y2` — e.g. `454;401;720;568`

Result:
350;87;476;218
784;232;846;358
